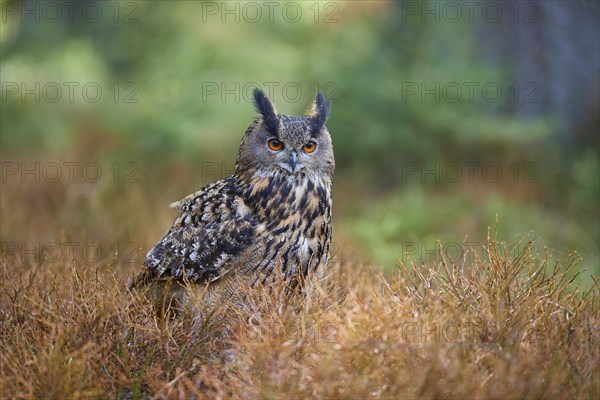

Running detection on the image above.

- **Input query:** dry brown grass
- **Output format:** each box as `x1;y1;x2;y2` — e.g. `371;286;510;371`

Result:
1;234;598;399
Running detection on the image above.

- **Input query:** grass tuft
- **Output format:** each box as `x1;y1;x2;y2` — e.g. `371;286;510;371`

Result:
1;236;598;399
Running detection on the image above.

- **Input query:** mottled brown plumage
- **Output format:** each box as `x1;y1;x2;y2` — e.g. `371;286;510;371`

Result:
133;88;334;313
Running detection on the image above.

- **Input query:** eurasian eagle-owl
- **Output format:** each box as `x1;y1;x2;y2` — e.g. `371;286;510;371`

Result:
133;88;334;311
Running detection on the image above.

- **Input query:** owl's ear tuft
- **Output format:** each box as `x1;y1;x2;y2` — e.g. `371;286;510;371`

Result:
307;91;331;135
253;88;279;135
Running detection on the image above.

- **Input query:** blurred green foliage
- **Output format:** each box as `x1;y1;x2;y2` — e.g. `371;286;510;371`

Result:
1;1;598;281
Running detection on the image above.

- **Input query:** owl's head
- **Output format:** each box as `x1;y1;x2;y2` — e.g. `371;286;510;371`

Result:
235;88;334;178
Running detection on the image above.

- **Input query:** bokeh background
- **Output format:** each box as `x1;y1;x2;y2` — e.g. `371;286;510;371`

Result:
1;1;598;286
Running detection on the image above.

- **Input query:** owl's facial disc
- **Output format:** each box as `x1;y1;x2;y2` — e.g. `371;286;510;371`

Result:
266;117;317;174
237;88;334;178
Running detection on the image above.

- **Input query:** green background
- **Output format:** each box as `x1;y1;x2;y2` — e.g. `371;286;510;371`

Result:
1;1;598;285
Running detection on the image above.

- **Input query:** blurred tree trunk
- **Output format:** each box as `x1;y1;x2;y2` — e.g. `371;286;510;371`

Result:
475;0;599;146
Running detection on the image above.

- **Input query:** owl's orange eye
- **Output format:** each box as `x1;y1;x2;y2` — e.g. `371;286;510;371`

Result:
303;141;317;153
268;139;284;151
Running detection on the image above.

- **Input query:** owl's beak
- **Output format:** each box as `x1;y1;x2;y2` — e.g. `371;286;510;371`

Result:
289;152;298;172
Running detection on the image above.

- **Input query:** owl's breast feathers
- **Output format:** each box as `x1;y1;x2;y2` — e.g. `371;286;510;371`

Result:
140;171;332;285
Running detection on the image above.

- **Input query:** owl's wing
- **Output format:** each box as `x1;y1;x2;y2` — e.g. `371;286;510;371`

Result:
138;178;259;284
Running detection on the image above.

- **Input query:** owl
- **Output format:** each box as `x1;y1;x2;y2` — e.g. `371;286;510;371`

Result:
132;88;334;313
